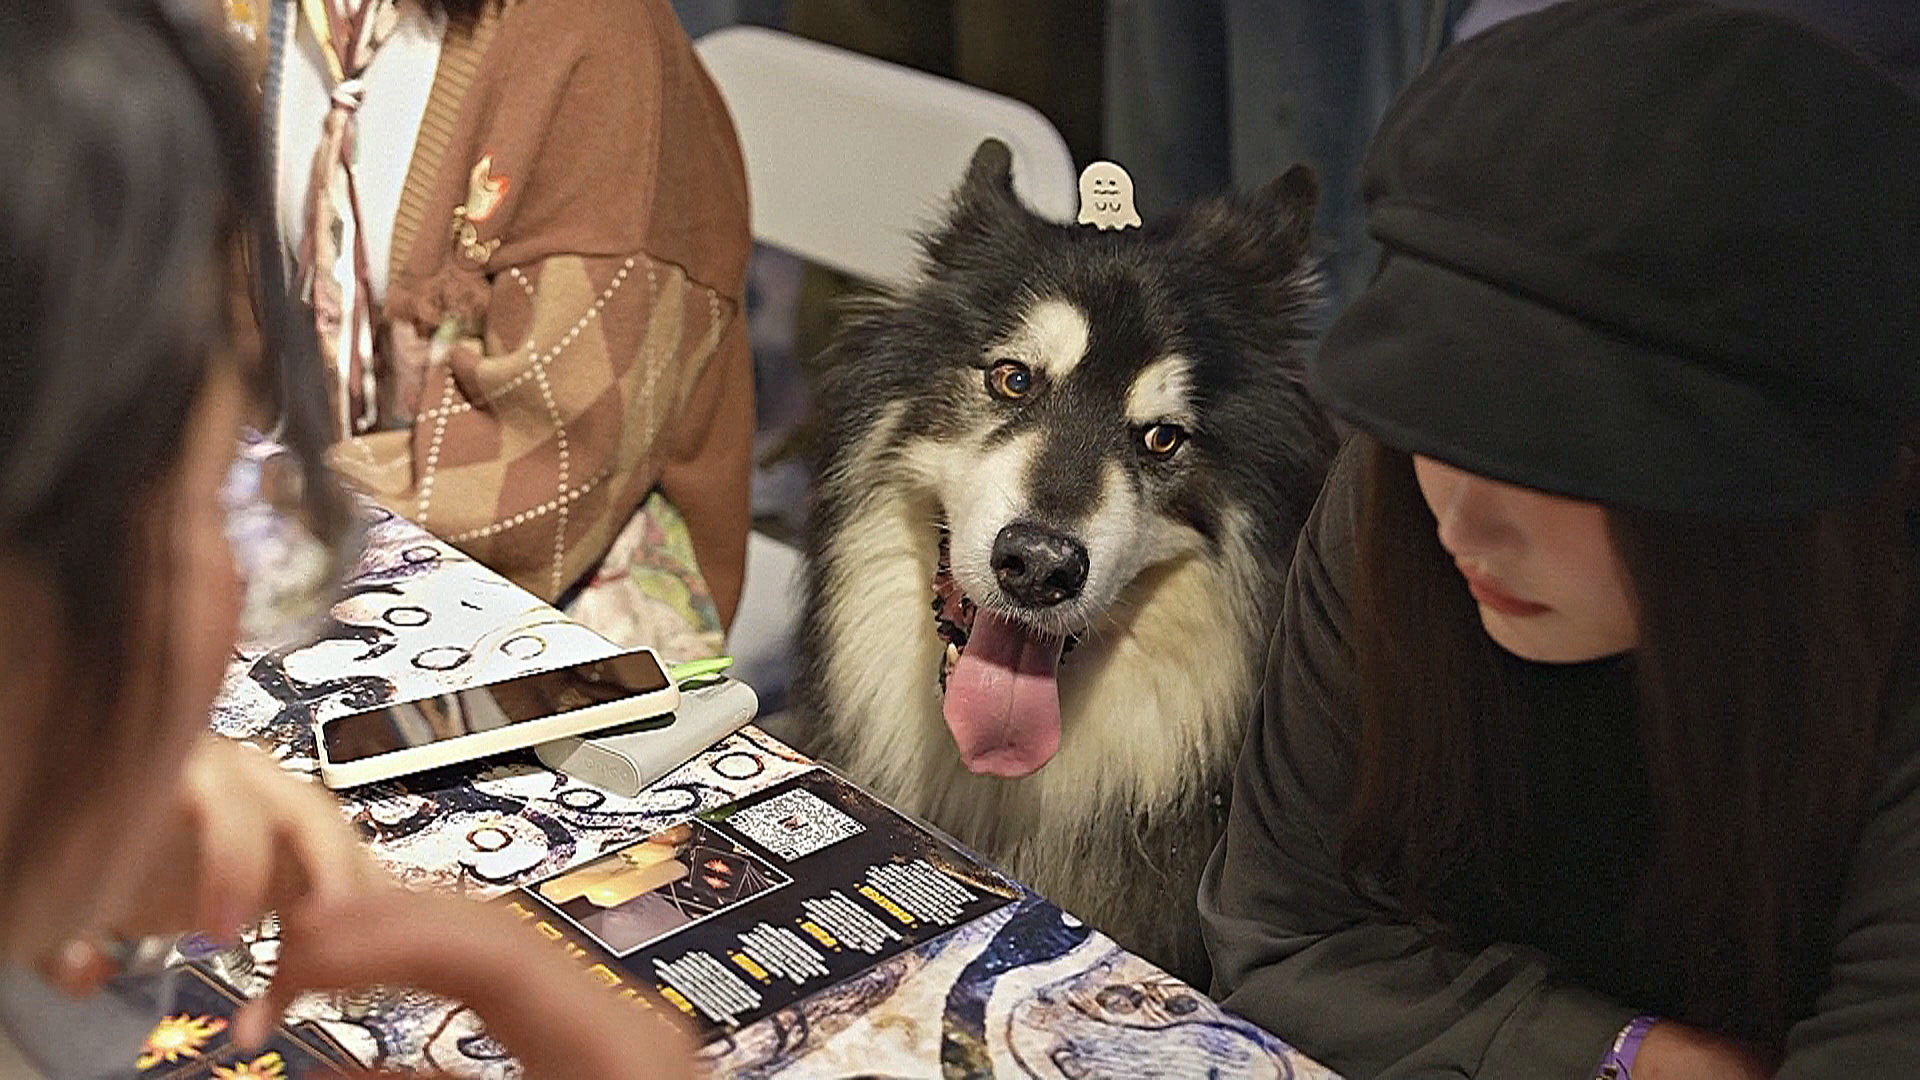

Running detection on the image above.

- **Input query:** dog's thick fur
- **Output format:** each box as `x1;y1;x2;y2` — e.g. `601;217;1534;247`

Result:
782;142;1335;984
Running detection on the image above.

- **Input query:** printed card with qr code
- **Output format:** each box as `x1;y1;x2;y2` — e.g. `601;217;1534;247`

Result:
499;767;1018;1041
725;787;865;861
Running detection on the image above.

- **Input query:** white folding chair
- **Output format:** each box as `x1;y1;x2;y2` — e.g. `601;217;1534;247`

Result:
696;25;1079;286
697;26;1079;712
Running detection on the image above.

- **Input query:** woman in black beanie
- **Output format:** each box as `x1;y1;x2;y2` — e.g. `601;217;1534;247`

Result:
1199;1;1920;1077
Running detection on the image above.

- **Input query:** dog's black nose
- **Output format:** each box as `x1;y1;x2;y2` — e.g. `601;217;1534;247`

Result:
991;523;1089;607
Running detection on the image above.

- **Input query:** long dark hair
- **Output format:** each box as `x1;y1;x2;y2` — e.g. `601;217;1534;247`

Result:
1343;435;1916;1049
0;0;340;924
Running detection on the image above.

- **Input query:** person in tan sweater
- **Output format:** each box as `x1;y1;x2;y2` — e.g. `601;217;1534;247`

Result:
235;0;753;660
2;3;698;1075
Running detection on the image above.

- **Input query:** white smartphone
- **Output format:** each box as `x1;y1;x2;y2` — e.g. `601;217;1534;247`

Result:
315;648;678;789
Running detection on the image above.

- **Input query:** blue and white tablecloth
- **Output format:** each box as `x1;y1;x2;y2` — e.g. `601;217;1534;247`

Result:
204;506;1334;1079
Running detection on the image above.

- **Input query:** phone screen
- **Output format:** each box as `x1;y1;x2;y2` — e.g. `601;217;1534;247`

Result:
322;651;669;764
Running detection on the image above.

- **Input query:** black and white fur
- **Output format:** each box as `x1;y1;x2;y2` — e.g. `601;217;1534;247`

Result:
783;141;1336;984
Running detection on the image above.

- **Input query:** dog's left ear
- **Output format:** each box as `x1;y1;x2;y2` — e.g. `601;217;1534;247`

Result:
1168;163;1319;290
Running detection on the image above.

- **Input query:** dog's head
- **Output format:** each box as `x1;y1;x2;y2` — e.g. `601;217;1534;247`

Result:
814;140;1333;777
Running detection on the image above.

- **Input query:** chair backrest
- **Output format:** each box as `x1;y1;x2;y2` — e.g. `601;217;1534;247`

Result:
695;26;1079;286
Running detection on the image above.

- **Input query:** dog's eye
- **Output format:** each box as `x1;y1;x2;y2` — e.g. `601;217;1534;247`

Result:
1140;423;1187;458
986;361;1033;401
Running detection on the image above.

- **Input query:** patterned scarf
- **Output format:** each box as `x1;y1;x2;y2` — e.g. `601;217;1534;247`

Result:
295;0;401;436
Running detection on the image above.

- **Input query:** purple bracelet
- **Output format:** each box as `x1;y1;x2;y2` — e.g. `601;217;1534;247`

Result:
1594;1015;1660;1080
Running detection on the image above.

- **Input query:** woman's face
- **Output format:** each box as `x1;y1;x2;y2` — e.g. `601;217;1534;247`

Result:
2;372;246;957
1412;455;1638;663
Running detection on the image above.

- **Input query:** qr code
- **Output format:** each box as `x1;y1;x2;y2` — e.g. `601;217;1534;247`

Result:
728;788;865;861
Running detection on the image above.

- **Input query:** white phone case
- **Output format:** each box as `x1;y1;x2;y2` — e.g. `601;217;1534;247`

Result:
534;678;759;797
315;650;679;789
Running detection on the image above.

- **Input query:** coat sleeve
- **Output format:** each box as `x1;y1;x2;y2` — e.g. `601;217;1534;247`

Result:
1197;440;1637;1080
1776;657;1920;1075
329;0;750;620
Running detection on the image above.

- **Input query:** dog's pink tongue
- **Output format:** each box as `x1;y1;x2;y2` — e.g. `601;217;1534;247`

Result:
943;610;1064;777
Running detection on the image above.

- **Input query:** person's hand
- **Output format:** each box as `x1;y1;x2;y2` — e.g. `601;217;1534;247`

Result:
133;734;383;940
238;885;698;1080
165;735;384;938
1634;1021;1776;1079
41;735;382;993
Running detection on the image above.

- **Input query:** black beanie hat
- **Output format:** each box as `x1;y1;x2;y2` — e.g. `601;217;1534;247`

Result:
1309;0;1920;515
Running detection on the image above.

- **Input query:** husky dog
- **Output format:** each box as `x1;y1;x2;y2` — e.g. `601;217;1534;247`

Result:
786;141;1336;983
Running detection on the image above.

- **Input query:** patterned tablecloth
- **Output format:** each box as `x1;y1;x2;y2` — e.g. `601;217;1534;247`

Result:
205;505;1335;1079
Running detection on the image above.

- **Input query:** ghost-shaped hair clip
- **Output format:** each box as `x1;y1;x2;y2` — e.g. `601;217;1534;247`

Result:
1077;161;1141;230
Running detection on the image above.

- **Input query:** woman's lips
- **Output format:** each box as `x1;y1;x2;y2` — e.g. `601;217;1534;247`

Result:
1457;563;1552;618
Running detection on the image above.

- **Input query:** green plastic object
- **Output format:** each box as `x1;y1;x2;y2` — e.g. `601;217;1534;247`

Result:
668;655;736;687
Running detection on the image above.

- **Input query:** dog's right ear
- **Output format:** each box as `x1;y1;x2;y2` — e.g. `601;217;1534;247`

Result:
922;139;1025;270
961;138;1017;201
